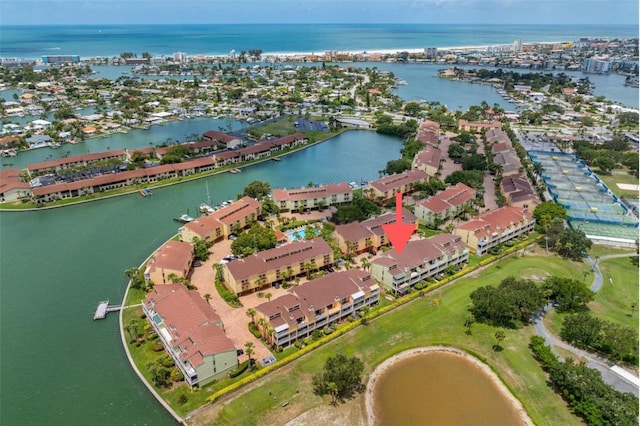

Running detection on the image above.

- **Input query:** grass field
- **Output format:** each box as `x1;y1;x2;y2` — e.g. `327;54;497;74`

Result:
191;252;587;426
599;171;639;199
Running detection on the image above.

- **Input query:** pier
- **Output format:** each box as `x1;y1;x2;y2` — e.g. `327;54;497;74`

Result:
93;300;122;320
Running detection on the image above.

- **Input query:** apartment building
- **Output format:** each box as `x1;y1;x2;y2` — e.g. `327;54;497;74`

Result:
370;234;469;296
144;240;194;284
272;182;352;212
364;169;429;204
179;196;261;243
142;284;237;387
222;238;334;295
454;206;535;255
334;209;418;255
414;183;477;226
412;146;442;177
254;270;379;347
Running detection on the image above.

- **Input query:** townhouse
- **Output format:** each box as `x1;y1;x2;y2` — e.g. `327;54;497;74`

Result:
500;174;539;210
454;206;535;255
144;240;194;284
179;196;261;243
0;168;31;202
334;209;418;255
411;146;442;177
254;270;379;347
222;238;333;296
272;182;352;212
370;234;469;296
364;169;429;204
142;284;237;387
416;120;440;146
414;183;477;226
458;119;501;133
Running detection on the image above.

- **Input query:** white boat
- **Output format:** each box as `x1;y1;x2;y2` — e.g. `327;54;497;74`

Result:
174;214;195;223
200;203;216;214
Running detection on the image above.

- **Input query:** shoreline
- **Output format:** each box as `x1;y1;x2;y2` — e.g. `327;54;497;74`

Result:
364;346;535;426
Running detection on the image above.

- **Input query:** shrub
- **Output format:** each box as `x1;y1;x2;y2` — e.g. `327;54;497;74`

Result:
229;360;249;378
248;322;262;338
177;394;188;405
312;330;323;340
151;342;164;352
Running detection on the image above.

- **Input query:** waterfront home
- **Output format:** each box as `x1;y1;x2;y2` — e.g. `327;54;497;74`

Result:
30;119;52;131
500;174;539;210
254;270;379;348
414;183;477;226
144;240;194;285
222;238;334;296
370;234;468;296
458;119;501;133
25;134;53;149
272;182;352;212
202;130;242;149
179;196;261;243
27;150;127;175
416;120;440;146
411;146;442;177
364;169;429;204
0;168;31;202
334;209;417;255
142;284;237;387
454;206;535;255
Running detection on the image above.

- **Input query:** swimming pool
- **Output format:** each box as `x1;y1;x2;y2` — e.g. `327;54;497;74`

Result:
286;229;319;240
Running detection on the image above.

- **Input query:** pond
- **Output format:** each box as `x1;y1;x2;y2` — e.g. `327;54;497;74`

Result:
368;348;531;426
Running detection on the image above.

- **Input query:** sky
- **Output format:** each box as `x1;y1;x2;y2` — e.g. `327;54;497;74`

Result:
1;0;639;26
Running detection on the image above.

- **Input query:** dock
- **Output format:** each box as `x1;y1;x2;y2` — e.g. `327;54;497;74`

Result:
93;300;122;320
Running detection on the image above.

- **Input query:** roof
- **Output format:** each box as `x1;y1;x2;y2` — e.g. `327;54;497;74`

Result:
225;238;332;281
0;168;30;193
368;169;429;193
181;196;260;236
455;206;533;237
335;209;417;243
202;130;238;143
418;183;476;214
143;284;235;367
412;146;442;169
27;150;126;171
272;182;352;202
146;240;193;279
372;234;465;272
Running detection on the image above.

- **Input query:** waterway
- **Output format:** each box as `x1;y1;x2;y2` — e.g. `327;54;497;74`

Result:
0;130;401;425
372;351;525;426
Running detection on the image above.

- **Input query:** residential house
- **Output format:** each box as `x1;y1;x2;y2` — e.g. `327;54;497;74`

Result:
0;168;32;202
254;270;379;347
179;196;261;243
144;240;194;284
334;209;418;255
500;174;539;210
364;169;429;204
370;234;468;296
202;130;242;149
414;183;477;226
142;284;237;386
222;238;334;296
454;206;535;255
272;182;352;212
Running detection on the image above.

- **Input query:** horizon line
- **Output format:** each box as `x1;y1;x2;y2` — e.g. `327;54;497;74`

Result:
3;22;639;27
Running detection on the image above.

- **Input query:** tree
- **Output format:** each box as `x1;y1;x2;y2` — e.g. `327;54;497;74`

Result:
444;170;484;189
264;292;272;302
533;202;567;232
231;223;277;257
312;354;365;403
246;308;256;325
244;342;255;368
542;276;594;312
551;228;593;261
242;180;271;200
494;329;506;351
464;315;475;335
204;293;212;304
404;102;422;117
193;237;213;261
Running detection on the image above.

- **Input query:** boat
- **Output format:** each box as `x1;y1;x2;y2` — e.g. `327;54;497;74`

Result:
139;188;152;197
229;168;238;174
200;203;216;214
349;181;359;189
234;168;242;173
272;156;281;161
174;214;195;223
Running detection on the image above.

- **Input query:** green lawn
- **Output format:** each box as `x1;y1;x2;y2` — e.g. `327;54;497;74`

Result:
598;171;639;199
201;253;585;426
591;256;639;330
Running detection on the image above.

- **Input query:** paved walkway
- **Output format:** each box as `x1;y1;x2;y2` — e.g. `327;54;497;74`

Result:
531;252;639;396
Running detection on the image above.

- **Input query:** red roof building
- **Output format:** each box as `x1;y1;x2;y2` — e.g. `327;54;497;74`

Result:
144;240;194;284
414;183;477;225
272;182;352;212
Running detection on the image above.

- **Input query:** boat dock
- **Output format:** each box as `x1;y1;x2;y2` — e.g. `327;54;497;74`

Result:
93;300;122;320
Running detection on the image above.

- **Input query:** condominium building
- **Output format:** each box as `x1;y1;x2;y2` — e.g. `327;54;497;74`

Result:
454;206;535;255
222;238;334;295
334;209;418;255
500;174;539;210
458;119;501;133
144;240;194;284
416;120;440;146
364;169;429;204
370;234;469;296
179;196;261;243
412;146;442;177
272;182;352;212
414;183;477;226
254;270;379;347
142;284;237;387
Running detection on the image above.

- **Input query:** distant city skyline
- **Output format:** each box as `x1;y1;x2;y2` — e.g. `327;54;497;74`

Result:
1;0;639;26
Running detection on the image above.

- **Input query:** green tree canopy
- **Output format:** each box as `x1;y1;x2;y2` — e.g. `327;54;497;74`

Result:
533;202;567;231
242;180;271;200
542;276;594;312
312;354;365;403
231;223;276;257
444;170;484;189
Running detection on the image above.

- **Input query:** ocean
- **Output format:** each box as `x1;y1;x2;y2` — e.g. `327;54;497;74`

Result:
1;23;638;59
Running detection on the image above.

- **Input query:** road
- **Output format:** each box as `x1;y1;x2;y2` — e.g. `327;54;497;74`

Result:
531;252;639;396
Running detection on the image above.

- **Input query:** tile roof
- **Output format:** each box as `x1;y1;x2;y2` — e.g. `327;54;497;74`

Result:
272;182;352;202
455;206;533;236
144;284;235;367
372;234;465;272
335;209;417;242
418;183;476;214
368;169;429;193
146;240;193;279
412;146;442;169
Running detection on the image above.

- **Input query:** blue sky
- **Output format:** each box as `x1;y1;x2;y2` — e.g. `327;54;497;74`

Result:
1;0;638;25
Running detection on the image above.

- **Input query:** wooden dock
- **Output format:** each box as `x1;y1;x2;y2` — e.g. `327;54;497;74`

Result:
93;300;122;320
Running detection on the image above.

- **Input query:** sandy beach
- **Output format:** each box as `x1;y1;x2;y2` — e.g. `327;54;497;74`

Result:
364;346;535;426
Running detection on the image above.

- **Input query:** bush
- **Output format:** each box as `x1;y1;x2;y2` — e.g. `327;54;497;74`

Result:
312;330;323;340
248;322;262;338
177;394;188;405
151;342;164;352
229;360;249;378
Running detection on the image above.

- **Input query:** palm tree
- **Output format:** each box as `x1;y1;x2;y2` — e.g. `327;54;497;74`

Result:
246;308;256;325
360;257;371;271
303;261;313;279
494;330;505;351
264;292;272;302
244;342;255;368
204;293;212;305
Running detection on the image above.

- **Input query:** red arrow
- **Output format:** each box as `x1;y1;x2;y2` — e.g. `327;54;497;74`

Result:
381;192;416;254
